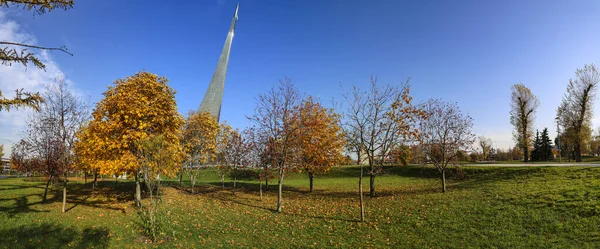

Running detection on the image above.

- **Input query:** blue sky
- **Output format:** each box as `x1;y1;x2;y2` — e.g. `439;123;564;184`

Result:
2;0;600;152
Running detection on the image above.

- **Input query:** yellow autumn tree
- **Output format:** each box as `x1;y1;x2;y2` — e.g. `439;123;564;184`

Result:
75;71;183;206
215;123;233;189
293;96;346;192
180;111;219;193
74;123;103;189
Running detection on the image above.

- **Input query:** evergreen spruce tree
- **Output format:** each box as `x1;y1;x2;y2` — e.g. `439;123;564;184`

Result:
540;128;554;161
531;130;541;161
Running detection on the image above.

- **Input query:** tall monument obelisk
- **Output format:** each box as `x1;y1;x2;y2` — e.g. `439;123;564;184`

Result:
198;3;239;121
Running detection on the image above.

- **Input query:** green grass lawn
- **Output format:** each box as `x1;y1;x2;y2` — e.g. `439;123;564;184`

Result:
1;166;599;248
470;155;600;164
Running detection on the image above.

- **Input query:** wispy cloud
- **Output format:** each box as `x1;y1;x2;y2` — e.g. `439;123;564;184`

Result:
0;10;71;156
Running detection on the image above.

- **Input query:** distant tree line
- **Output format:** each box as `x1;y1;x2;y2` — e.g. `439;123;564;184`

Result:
511;64;600;162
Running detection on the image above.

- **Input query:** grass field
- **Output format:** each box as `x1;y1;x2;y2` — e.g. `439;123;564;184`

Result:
472;155;600;164
1;165;599;248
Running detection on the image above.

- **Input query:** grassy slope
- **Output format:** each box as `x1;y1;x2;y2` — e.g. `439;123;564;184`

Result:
0;166;599;248
473;155;600;164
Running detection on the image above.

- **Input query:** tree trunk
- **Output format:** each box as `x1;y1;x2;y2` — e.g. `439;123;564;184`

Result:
369;173;375;197
233;166;237;194
135;172;141;207
359;165;365;222
62;174;67;213
265;176;269;190
43;175;53;203
84;173;87;184
441;169;447;193
179;167;183;186
259;177;263;201
575;143;582;162
523;146;529;163
191;181;195;194
308;171;314;193
221;173;225;189
277;170;283;213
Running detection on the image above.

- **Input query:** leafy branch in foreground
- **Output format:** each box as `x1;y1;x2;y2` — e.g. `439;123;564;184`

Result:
0;0;73;15
0;88;44;111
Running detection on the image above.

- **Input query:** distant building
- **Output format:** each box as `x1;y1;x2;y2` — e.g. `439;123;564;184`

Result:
1;157;10;174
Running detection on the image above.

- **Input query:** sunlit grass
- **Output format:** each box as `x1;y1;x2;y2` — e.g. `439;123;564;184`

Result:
1;166;599;248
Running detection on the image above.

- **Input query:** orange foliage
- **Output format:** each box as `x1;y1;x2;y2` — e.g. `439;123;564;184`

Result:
292;96;346;176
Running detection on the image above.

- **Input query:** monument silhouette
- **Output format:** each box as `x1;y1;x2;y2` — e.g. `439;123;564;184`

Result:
198;3;239;121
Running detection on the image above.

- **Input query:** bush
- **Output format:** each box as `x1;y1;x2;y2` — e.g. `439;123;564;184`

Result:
138;203;166;242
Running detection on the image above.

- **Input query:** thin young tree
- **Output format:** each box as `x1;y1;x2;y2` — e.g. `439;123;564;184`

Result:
292;96;346;192
419;99;475;192
136;135;182;242
215;123;233;189
180;111;218;194
248;78;301;213
510;83;539;162
223;128;246;193
243;126;268;200
343;77;424;195
42;78;89;212
342;76;424;221
557;64;600;162
20;78;88;209
21;117;62;203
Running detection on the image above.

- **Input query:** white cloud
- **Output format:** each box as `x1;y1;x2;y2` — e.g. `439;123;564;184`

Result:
0;11;70;157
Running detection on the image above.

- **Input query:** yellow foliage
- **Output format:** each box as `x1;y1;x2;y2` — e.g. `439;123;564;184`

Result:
75;71;183;177
181;111;219;166
292;96;346;174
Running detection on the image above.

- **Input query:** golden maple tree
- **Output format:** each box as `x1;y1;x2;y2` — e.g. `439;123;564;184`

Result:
75;71;183;205
215;123;233;189
180;111;219;193
292;96;346;192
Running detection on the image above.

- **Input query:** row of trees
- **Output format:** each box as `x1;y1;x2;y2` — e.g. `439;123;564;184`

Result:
511;64;600;162
10;71;479;226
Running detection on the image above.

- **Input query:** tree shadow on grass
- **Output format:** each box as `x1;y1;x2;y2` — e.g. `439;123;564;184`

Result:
0;183;47;191
0;194;50;218
212;194;277;213
62;181;134;213
324;165;442;179
0;179;136;215
285;212;360;223
0;223;110;249
202;181;307;195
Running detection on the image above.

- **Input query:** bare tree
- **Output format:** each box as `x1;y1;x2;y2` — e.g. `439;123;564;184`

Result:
510;83;539;162
557;64;600;162
21;78;89;211
342;76;424;221
478;136;493;161
420;99;475;192
223;128;246;193
342;77;422;198
242;126;268;201
248;78;301;213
